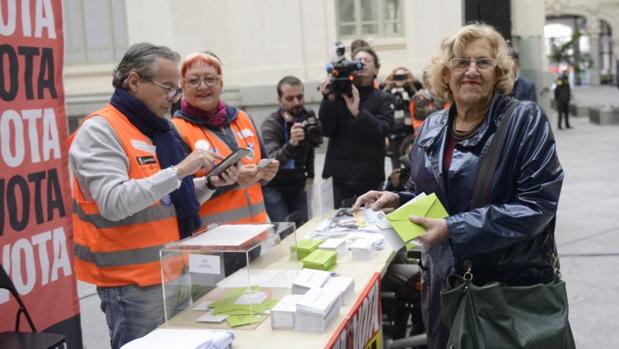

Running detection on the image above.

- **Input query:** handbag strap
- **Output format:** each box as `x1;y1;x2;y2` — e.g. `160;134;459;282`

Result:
470;98;520;209
462;98;519;281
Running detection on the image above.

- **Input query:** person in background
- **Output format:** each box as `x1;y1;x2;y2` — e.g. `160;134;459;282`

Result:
383;67;422;169
319;46;395;208
409;68;449;135
69;43;238;349
555;69;572;129
172;51;280;228
354;24;568;348
384;134;415;192
261;76;318;224
510;49;538;102
350;38;370;55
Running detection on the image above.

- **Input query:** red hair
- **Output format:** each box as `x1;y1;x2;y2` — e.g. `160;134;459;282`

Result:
180;52;222;78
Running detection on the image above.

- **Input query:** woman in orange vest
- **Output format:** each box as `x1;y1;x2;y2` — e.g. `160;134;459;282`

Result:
172;51;279;227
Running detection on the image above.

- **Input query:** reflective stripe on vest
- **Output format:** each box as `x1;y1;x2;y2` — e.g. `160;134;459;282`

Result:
72;200;176;229
74;242;166;267
70;104;182;287
199;200;266;226
172;109;268;226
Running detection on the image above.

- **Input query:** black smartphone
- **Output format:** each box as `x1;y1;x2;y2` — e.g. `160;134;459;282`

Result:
206;148;250;177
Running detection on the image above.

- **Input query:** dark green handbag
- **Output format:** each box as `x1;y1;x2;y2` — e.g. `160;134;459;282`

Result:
439;98;575;348
440;270;576;349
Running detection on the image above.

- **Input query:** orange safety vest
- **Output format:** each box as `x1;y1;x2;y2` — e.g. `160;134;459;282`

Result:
71;104;183;287
172;109;268;228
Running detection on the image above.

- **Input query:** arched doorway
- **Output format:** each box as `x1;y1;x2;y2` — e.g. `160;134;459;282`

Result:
545;15;590;85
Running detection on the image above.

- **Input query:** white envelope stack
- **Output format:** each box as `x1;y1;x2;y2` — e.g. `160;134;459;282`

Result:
319;238;348;259
291;268;331;295
322;276;354;306
270;294;304;330
294;288;341;332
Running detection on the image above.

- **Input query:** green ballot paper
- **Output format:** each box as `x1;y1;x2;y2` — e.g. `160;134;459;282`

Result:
386;193;448;243
301;249;337;270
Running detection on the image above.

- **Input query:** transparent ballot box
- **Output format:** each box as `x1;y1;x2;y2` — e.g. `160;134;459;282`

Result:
160;222;299;330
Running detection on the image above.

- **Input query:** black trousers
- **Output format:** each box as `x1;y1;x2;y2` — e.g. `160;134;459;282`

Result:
557;101;571;128
333;181;382;208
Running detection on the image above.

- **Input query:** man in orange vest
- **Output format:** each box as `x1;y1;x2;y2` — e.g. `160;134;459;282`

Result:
69;43;237;349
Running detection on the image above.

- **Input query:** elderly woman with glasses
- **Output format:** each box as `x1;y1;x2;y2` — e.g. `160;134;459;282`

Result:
354;24;566;348
172;51;279;229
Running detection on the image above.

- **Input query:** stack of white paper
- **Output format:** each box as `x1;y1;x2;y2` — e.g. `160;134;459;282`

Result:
350;238;376;260
322;276;354;306
319;238;348;259
291;268;331;295
270;294;303;330
121;328;234;349
294;288;341;332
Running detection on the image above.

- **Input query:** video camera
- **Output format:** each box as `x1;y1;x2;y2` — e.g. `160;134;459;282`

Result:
325;42;364;97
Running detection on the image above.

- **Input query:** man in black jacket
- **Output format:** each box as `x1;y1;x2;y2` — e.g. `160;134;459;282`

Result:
261;76;316;223
554;70;572;129
319;47;394;208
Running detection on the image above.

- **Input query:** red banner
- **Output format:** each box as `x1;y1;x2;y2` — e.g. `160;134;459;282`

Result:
0;0;81;343
326;272;383;349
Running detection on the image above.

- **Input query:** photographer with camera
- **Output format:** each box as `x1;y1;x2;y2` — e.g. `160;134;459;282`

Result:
319;46;395;208
382;67;422;168
261;76;320;223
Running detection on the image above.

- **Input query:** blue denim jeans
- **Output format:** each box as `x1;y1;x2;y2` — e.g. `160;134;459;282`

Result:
97;274;189;349
263;184;308;223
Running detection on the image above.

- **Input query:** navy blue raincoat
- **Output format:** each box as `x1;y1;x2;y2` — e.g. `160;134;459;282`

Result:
400;94;564;349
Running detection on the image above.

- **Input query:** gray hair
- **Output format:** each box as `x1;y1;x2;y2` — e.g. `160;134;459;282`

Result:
112;42;181;89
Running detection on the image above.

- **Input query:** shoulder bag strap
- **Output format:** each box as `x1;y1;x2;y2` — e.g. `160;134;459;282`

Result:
470;98;520;209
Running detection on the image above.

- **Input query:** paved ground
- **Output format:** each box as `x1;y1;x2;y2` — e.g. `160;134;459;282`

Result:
77;86;619;348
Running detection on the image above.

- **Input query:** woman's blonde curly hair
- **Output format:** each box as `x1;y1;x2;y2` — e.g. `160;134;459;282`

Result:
426;23;514;102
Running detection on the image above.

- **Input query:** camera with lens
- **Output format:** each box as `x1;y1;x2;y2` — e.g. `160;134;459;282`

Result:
302;110;323;147
325;42;364;97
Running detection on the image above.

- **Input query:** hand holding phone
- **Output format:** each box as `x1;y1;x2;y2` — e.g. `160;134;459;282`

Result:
257;158;274;170
206;148;249;177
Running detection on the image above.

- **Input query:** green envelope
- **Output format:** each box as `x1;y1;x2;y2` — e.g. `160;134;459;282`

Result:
385;193;448;243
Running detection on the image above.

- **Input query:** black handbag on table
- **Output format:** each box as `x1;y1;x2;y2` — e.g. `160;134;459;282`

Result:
440;99;576;349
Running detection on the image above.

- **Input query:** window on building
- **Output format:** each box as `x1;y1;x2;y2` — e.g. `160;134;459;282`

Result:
336;0;403;38
63;0;128;65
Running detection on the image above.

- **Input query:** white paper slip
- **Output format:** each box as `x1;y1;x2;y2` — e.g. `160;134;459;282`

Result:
235;290;268;305
192;299;213;311
121;328;234;349
180;224;272;247
296;288;340;315
196;311;228;323
400;192;428;208
291;269;331;295
188;254;221;275
216;269;298;289
322;277;354;306
270;294;303;330
320;238;346;250
350;238;376;260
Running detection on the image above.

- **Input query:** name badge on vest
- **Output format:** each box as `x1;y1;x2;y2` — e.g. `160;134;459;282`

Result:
136;155;157;165
161;194;173;207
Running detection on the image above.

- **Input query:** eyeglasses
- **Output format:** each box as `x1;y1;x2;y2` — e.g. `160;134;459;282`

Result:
141;76;182;102
184;76;220;88
448;57;497;71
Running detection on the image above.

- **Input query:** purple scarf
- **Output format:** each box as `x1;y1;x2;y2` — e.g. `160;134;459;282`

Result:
180;99;228;128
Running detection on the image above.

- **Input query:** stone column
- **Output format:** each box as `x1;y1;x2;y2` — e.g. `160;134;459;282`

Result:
587;17;601;85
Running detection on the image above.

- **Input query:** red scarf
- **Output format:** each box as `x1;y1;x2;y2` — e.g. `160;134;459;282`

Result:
180;99;228;128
